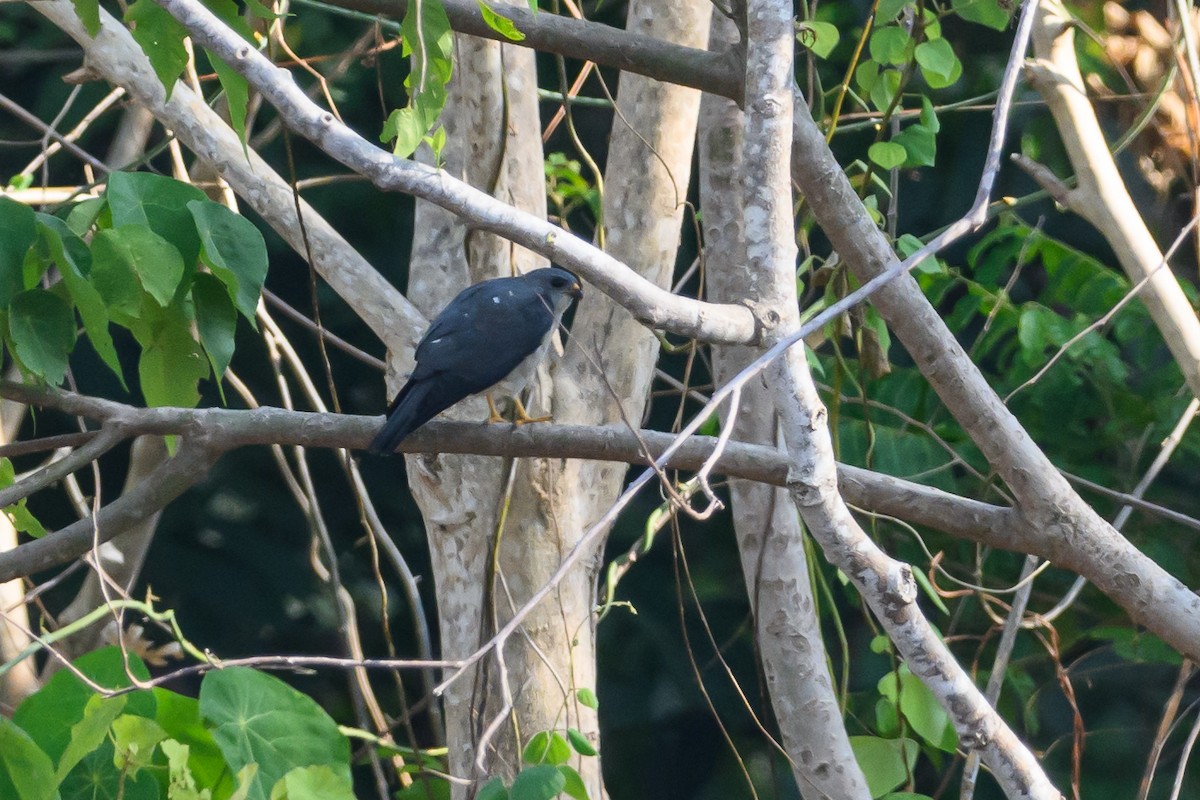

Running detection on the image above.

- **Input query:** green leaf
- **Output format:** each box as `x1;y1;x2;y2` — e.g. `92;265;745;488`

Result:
575;688;598;709
0;717;57;800
912;569;950;614
105;171;206;268
161;739;203;800
892;96;940;167
917;94;941;133
125;0;189;98
196;0;255;146
387;0;453;156
5;499;47;539
0;457;45;539
187;200;269;323
14;647;153;767
849;736;918;798
478;1;525;41
111;714;167;778
210;52;251;148
509;765;566;800
868;142;907;170
138;318;209;409
402;0;453;83
883;794;935;800
6;173;34;191
243;0;284;20
951;0;1012;30
205;0;257;40
891;124;935;168
395;775;452;800
797;20;839;59
90;229;145;319
55;694;127;784
35;216;124;385
522;731;571;765
91;225;186;307
9;289;76;384
269;765;356;800
0;196;37;307
920;8;942;40
426;124;448;162
477;777;509;800
154;689;228;790
557;765;589;800
199;667;352;800
876;0;913;21
1091;626;1184;665
875;696;901;737
877;667;955;751
921;52;962;89
71;0;101;35
66;197;106;236
869;67;902;112
566;727;596;757
895;233;941;274
193;272;238;386
382;107;427;159
231;765;261;800
854;60;880;96
914;38;956;80
869;26;910;66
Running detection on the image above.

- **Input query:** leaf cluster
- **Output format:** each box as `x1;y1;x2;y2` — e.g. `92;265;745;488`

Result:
0;173;266;409
0;647;355;800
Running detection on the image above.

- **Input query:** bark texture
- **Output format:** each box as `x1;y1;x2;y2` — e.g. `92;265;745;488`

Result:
493;3;711;796
746;1;1060;797
700;11;870;798
396;4;551;788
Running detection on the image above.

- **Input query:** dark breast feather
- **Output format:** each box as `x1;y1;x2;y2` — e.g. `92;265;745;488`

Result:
410;278;554;388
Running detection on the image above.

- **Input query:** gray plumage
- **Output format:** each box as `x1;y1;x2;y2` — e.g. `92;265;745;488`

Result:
369;268;583;455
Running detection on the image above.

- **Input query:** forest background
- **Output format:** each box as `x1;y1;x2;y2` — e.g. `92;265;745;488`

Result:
0;0;1199;798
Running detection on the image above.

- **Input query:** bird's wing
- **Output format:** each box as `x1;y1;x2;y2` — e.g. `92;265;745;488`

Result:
410;280;556;391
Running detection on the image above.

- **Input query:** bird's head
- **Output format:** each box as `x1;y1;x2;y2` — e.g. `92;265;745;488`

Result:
527;267;584;308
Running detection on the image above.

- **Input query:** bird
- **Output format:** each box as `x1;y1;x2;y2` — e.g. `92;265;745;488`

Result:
368;267;584;455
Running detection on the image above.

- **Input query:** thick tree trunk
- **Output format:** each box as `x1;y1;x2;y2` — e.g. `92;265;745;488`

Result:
700;12;871;798
494;2;711;796
399;6;550;790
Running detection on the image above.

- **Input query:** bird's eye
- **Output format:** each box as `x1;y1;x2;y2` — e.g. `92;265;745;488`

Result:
550;277;568;288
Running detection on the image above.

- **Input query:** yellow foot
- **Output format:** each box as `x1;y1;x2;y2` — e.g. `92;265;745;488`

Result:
485;394;506;424
512;397;552;426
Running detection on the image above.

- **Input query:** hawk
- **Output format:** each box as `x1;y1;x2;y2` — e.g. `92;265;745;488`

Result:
369;267;583;455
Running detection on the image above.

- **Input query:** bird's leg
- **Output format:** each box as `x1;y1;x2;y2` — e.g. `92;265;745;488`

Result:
485;394;507;424
512;397;552;425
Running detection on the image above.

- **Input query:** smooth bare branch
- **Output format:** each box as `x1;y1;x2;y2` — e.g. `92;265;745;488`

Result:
1026;0;1200;399
788;1;1200;661
150;0;761;345
328;0;745;103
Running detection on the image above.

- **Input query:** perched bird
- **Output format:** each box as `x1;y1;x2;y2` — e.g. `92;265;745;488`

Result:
368;267;583;455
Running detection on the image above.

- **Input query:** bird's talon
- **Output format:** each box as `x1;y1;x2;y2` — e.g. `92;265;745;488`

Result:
485;394;507;424
512;398;552;426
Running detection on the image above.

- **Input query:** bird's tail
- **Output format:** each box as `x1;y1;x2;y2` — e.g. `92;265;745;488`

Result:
367;381;445;455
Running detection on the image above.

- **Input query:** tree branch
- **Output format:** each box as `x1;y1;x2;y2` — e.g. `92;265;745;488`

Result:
1026;0;1200;399
149;0;761;345
702;8;869;794
327;0;745;103
0;381;1029;581
32;0;425;358
0;439;215;583
744;0;1058;795
787;0;1200;661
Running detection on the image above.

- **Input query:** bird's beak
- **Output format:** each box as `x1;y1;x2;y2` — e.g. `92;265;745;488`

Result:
569;280;583;299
